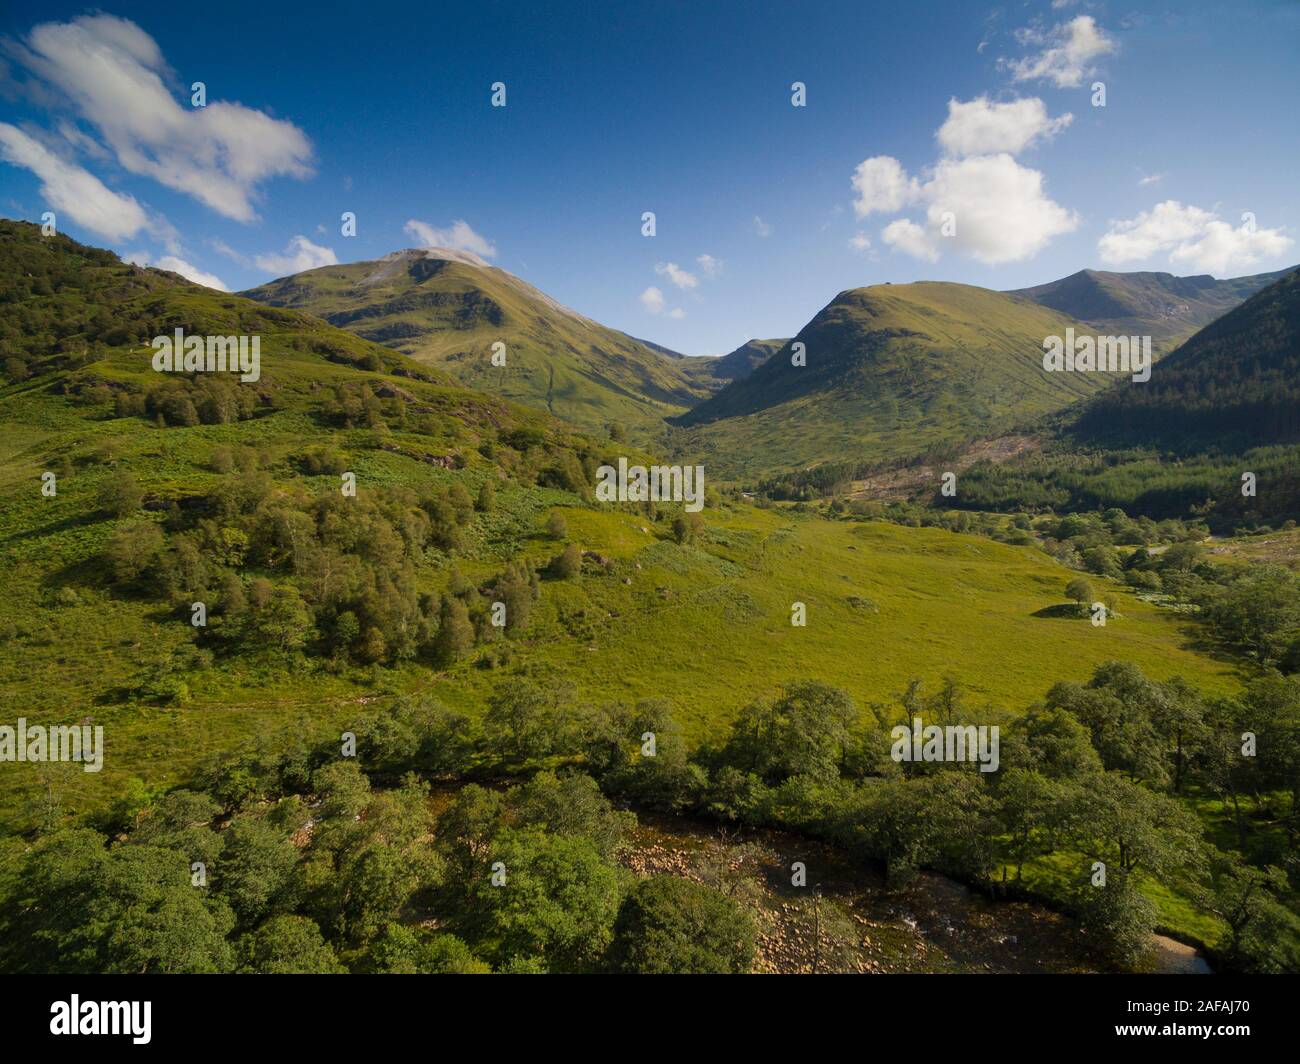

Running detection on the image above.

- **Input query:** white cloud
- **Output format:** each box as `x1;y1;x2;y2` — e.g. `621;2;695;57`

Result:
1138;173;1163;187
936;96;1072;157
751;215;773;237
1007;15;1115;88
254;235;338;276
639;286;666;313
639;286;685;318
655;261;697;290
1099;200;1294;275
865;152;1077;265
403;218;497;259
851;156;918;217
880;219;939;262
12;15;314;222
0;121;148;240
128;250;228;291
922;154;1077;263
695;253;722;277
849;232;872;253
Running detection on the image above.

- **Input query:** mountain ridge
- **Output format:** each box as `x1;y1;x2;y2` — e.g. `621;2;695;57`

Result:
1008;265;1295;352
242;248;713;437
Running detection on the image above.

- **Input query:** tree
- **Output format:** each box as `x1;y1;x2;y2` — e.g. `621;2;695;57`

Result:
546;511;568;540
485;680;563;762
104;521;164;585
475;478;495;513
725;681;858;784
671;512;703;544
434;593;474;663
606;876;755;974
237;915;344;974
253;585;314;652
465;827;623;972
1069;771;1205;882
1065;577;1094;608
547;542;581;579
1200;855;1295;973
607;699;705;813
1199;566;1300;663
7;836;238;974
1074;873;1156;969
435;784;505;890
97;470;144;518
214;815;301;928
509;772;634;858
366;924;489;973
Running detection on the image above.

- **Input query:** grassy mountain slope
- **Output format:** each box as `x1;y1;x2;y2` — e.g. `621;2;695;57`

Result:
949;268;1300;526
1009;266;1295;354
670;282;1110;480
1071;267;1300;449
0;224;1236;834
242;248;712;436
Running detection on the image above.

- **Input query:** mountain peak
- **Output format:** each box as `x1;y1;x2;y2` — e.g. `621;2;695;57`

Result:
390;246;494;268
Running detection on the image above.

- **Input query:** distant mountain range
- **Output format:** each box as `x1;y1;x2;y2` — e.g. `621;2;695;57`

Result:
231;249;1299;480
1008;266;1294;353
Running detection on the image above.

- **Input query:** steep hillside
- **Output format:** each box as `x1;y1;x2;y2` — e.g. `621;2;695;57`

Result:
1009;266;1294;353
1071;267;1300;449
671;282;1106;480
242;249;712;435
944;268;1300;526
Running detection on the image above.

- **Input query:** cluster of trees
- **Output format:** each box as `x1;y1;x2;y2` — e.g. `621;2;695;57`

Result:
952;445;1300;530
5;662;1298;973
826;497;1206;561
0;219;441;391
0;221;126;380
8;662;1296;974
99;461;561;668
0;736;755;974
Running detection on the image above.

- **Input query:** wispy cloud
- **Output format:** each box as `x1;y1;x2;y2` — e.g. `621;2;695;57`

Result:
403;218;496;259
655;261;698;290
254;235;338;276
0;120;148;240
1005;15;1115;88
8;14;314;222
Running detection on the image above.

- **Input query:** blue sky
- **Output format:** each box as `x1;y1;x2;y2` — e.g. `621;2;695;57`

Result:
1;0;1297;355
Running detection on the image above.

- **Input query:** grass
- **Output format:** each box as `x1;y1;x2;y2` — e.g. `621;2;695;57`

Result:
0;443;1242;830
